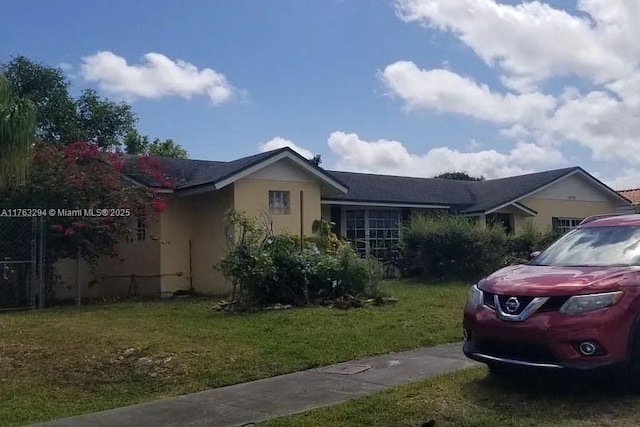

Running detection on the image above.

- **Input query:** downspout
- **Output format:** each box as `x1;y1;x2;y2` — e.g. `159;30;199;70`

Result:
299;190;304;249
188;239;194;291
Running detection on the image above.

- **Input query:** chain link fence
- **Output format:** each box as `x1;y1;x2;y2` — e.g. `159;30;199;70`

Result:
0;216;45;310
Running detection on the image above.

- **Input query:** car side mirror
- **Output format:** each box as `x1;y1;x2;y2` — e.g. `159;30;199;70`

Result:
530;251;541;259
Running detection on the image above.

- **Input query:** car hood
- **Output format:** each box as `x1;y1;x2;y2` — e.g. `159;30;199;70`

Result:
479;264;640;296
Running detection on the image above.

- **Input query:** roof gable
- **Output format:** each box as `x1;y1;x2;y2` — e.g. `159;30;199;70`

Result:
123;147;348;195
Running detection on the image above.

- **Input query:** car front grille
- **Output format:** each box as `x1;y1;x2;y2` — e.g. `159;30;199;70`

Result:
483;292;568;314
495;295;534;315
475;339;557;364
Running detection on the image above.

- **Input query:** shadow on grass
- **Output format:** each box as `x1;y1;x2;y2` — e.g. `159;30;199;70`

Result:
460;369;638;424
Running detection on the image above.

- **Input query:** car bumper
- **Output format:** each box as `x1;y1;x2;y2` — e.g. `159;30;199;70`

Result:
462;303;634;371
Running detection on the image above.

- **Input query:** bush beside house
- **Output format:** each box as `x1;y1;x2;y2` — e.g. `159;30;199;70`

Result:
399;213;558;280
216;211;385;312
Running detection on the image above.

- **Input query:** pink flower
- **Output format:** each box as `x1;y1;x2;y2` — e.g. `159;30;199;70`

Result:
152;198;167;213
64;228;75;236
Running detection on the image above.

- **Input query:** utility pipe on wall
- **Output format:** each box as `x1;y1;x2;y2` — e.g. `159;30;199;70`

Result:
300;190;304;249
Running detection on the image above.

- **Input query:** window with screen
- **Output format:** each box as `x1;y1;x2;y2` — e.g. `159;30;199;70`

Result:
269;191;290;215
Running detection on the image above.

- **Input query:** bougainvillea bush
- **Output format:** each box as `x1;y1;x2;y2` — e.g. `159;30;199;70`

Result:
3;141;173;267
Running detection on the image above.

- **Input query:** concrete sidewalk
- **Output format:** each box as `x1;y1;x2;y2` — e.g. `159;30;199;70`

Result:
32;342;479;427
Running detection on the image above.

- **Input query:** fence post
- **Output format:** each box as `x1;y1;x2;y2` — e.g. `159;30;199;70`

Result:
38;216;45;309
30;217;37;309
75;248;81;306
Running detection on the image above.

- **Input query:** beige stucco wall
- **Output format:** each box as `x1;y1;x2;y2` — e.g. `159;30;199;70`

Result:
234;179;322;237
159;194;194;296
54;215;162;301
188;185;234;295
519;197;618;233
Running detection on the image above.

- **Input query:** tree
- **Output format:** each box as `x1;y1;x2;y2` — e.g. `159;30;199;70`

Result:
124;129;188;158
4;140;173;264
1;56;76;143
148;138;188;159
124;130;150;155
1;56;136;150
0;73;36;189
311;154;322;166
435;171;485;181
74;89;136;150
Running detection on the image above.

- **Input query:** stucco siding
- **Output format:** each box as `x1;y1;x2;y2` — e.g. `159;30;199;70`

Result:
188;185;234;295
246;158;319;182
234;177;322;237
54;216;162;301
533;174;611;202
159;195;193;295
519;197;617;232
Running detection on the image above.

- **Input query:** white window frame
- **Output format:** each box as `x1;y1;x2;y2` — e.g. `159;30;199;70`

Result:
136;209;146;241
556;217;583;234
345;209;401;259
269;190;291;215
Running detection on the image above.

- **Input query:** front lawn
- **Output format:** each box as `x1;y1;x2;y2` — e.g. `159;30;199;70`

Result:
0;280;468;426
263;367;640;426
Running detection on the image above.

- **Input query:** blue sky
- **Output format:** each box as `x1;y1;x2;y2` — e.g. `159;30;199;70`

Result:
2;1;640;189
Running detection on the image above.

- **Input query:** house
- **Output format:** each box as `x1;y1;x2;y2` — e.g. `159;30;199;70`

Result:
618;188;640;208
55;147;631;300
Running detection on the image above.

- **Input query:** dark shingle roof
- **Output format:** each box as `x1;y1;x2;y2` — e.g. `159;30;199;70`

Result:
324;171;475;208
122;148;624;213
123;147;348;190
324;167;583;212
461;167;580;213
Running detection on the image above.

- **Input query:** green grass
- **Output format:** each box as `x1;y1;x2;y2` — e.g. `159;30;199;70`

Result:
0;280;468;426
262;367;640;427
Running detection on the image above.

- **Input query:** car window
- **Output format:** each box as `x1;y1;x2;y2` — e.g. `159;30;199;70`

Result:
531;226;640;267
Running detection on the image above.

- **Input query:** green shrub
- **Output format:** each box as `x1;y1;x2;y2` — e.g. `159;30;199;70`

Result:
215;210;383;311
505;220;558;265
400;213;508;279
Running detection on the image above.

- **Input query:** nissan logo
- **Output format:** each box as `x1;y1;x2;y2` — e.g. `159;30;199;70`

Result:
504;297;520;313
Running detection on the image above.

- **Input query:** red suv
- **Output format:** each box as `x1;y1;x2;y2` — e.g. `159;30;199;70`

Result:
463;213;640;380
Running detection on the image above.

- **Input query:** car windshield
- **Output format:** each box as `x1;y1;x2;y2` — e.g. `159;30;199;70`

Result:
530;225;640;267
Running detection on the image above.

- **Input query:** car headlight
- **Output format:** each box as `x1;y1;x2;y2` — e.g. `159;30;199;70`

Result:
467;284;484;309
559;291;623;316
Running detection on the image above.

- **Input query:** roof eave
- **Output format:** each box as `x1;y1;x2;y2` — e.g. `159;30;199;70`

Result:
214;149;349;194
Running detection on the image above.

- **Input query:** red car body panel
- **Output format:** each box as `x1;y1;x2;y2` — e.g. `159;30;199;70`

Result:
462;214;640;372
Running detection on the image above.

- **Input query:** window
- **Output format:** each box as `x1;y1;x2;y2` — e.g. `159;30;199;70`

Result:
368;210;400;260
269;191;290;215
345;209;401;260
553;217;583;235
346;210;366;255
136;209;146;241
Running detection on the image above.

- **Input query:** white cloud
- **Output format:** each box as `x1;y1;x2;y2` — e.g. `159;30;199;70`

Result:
80;51;239;104
466;139;482;150
381;61;556;124
394;0;640;92
384;0;640;186
327;131;565;179
602;168;640;191
259;137;314;159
